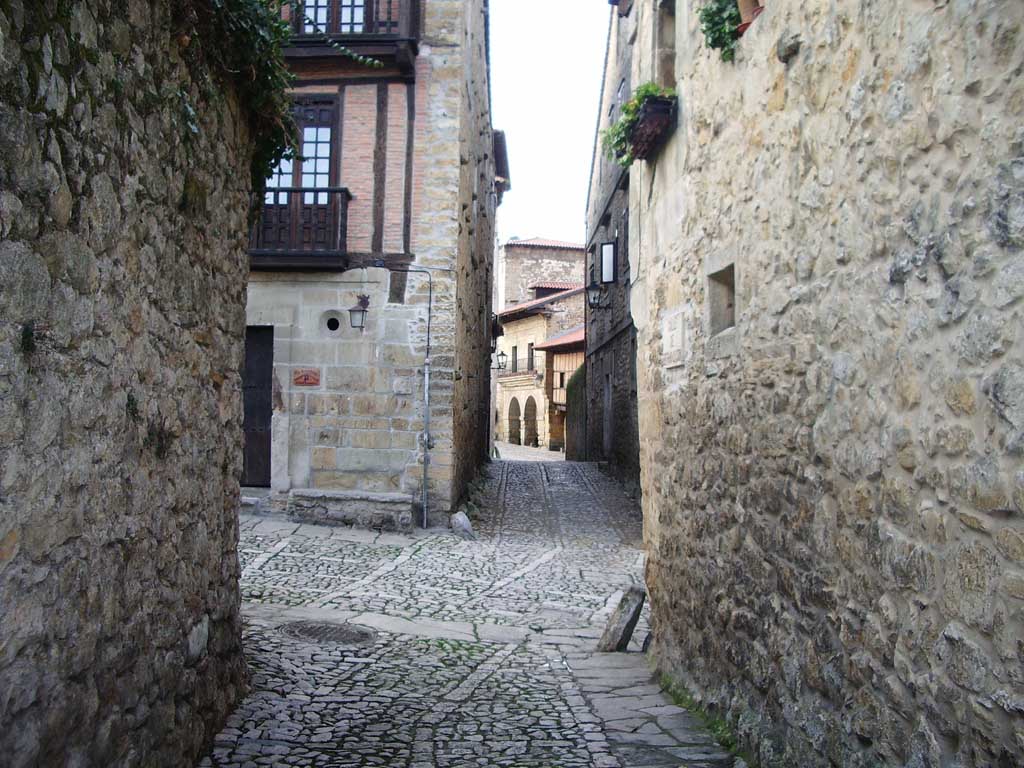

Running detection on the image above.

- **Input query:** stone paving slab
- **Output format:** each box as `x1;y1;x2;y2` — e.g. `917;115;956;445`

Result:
202;462;733;767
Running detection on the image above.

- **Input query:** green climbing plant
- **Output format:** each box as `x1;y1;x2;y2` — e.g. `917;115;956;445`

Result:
698;0;742;62
600;82;677;168
179;0;382;200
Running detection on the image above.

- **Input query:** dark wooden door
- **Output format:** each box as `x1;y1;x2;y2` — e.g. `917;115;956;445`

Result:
242;327;274;487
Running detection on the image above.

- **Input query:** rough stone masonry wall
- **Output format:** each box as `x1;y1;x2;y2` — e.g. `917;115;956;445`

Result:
0;0;252;764
629;1;1024;766
496;242;584;309
451;0;496;512
405;0;466;520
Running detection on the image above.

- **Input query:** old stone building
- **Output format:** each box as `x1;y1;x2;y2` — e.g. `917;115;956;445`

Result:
494;286;585;449
244;0;506;527
0;0;261;764
582;0;641;491
493;237;585;311
627;1;1024;766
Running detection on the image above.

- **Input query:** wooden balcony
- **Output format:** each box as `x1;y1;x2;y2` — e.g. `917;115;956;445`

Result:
249;187;352;270
286;0;420;71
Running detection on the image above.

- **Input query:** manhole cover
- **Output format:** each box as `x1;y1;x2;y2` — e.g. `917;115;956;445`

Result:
279;621;377;647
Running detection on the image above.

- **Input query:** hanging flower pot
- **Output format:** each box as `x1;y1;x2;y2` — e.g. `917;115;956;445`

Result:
628;96;678;161
601;83;678;167
736;2;764;37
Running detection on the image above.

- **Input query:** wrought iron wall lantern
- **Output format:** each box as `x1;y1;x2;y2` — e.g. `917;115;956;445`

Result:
495;350;508;370
349;294;370;330
587;281;610;310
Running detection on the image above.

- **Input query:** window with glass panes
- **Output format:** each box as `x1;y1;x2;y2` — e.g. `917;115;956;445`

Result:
301;124;332;204
265;157;292;206
338;0;366;33
303;0;330;33
264;98;336;206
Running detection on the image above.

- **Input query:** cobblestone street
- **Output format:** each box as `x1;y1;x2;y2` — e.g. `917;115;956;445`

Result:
201;462;733;768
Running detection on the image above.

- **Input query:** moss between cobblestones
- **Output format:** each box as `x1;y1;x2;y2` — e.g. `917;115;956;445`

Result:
659;672;755;767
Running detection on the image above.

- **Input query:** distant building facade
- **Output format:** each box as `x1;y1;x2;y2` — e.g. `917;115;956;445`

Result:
494;238;585;311
494;287;585;450
582;2;641;491
242;0;508;527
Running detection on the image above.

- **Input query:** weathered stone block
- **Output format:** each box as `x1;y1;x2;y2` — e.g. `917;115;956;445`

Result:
597;585;647;652
288;489;414;531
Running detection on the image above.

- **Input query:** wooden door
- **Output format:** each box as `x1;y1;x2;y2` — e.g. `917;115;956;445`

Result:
242;327;274;487
603;373;613;458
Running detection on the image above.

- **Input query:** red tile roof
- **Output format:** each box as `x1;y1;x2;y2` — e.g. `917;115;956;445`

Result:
505;237;585;250
498;286;584;318
528;281;584;291
535;325;585;351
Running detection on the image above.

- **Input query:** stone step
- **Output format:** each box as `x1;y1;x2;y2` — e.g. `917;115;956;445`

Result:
287;489;414;531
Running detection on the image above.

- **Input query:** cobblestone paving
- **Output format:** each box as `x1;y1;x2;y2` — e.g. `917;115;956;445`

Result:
201;462;734;768
493;441;565;463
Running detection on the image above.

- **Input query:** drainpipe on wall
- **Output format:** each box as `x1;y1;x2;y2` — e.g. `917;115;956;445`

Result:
372;261;433;528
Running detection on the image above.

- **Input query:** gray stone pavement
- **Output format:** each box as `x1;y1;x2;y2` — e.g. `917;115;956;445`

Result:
201;461;734;768
493;441;565;462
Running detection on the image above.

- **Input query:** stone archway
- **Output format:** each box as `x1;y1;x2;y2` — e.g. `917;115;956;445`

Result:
524;396;539;448
508;398;521;445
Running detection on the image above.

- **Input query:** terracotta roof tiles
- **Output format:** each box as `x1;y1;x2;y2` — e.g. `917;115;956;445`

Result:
535;324;585;351
505;237;585;250
498;286;584;318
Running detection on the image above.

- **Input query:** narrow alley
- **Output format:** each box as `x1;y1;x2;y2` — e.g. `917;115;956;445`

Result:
201;460;733;768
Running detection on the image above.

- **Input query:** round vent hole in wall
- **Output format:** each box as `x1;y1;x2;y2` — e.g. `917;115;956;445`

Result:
279;621;377;647
322;310;344;336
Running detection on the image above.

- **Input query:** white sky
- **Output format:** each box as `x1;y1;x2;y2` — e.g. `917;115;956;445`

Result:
490;0;610;246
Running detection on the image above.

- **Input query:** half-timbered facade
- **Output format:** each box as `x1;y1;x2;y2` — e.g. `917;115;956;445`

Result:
242;0;507;527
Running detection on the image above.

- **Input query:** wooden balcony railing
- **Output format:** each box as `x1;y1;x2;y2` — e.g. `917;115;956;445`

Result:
290;0;419;40
249;187;352;270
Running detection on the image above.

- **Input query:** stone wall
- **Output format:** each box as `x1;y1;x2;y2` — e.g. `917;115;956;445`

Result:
450;0;498;516
584;5;641;489
0;0;253;764
495;240;584;310
629;1;1024;766
247;270;423;502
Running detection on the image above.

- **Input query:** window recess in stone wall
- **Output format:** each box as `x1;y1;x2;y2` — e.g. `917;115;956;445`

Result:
708;264;736;336
655;0;676;90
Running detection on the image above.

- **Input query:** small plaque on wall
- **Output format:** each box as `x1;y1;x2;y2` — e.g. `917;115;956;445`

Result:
661;306;691;369
292;368;321;387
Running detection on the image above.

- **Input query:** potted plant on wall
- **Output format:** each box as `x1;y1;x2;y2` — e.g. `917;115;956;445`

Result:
698;0;743;61
736;0;765;36
601;82;678;168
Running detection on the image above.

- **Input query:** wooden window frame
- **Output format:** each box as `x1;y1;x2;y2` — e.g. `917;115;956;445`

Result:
600;241;617;284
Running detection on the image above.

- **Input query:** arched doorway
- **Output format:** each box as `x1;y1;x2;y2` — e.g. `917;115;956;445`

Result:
508;398;521;445
524;396;539;448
